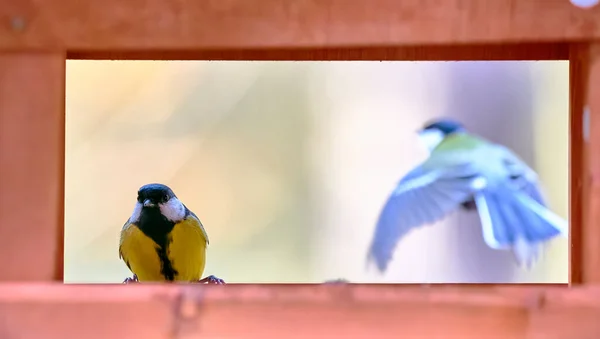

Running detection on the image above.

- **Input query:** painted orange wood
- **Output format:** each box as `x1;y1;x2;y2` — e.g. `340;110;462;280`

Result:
0;0;599;51
0;284;174;339
0;0;596;337
527;286;600;338
582;44;600;283
0;284;599;338
0;53;65;281
67;43;571;61
570;44;588;284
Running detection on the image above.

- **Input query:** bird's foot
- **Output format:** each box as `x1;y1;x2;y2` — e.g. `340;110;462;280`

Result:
123;274;139;284
197;275;226;285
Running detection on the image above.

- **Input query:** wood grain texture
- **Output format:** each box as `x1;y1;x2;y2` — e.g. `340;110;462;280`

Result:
0;0;599;51
0;52;65;281
581;44;600;284
0;284;600;339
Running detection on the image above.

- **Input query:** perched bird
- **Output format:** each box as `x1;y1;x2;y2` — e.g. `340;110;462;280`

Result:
366;118;568;273
119;183;224;284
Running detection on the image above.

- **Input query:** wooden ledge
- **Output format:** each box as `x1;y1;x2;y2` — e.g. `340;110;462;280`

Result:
3;283;596;309
0;284;599;338
0;283;535;307
1;0;600;51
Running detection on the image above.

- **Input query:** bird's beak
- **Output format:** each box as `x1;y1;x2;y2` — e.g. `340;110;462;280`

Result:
143;199;155;208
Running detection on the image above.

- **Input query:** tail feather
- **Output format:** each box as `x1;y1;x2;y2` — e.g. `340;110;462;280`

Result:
475;186;566;267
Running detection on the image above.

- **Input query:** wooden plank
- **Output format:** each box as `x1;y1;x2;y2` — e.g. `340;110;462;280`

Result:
570;44;589;284
67;43;570;61
529;307;600;339
192;298;527;339
580;44;600;283
0;284;176;339
0;53;65;281
0;284;531;339
2;284;600;339
0;284;554;307
0;0;599;51
527;286;600;339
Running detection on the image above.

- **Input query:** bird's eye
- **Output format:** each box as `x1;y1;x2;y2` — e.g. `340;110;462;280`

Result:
163;195;169;203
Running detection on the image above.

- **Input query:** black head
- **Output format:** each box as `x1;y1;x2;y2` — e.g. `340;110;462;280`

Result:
420;119;465;136
137;183;177;208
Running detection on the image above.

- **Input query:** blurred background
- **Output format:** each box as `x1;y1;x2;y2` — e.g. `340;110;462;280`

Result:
64;61;568;284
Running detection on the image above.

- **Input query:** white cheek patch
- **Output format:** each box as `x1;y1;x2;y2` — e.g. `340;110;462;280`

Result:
418;129;445;152
159;197;187;222
129;202;142;223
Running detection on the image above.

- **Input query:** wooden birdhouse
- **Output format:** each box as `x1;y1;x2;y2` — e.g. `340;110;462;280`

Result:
0;0;599;337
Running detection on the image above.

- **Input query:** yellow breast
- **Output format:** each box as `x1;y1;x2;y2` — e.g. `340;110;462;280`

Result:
119;216;208;282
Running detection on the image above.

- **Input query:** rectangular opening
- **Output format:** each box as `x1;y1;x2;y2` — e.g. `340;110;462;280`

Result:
64;58;570;284
2;0;598;333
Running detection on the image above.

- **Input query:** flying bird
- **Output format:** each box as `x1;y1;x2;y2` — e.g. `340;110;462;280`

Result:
119;183;224;284
366;118;568;273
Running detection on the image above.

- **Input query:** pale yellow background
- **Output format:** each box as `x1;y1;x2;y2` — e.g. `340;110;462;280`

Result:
64;61;568;284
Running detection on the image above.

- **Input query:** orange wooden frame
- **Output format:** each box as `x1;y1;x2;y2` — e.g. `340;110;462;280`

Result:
1;0;600;337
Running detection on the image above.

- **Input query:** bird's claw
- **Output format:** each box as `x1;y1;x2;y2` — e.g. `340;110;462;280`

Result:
123;274;139;284
198;275;226;285
122;274;225;284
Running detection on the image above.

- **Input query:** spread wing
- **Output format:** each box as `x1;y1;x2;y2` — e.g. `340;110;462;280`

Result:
367;154;484;273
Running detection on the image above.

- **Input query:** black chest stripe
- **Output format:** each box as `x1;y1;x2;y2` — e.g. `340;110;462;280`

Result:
137;208;179;281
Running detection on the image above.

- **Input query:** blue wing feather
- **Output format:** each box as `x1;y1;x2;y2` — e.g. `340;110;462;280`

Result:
475;149;567;265
367;162;481;273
